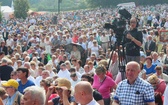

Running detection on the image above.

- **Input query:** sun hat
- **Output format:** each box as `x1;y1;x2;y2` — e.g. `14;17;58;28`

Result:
2;79;19;89
56;78;71;90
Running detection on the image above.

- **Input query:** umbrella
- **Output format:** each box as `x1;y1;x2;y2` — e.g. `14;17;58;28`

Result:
64;43;85;53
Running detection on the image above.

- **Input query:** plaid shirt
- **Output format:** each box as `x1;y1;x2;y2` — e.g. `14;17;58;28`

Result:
114;77;155;105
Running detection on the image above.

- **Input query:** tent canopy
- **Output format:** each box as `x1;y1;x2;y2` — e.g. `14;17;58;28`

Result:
1;6;14;20
117;2;136;8
1;6;14;13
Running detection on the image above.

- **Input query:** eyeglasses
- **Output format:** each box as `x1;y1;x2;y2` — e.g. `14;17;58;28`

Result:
130;21;136;24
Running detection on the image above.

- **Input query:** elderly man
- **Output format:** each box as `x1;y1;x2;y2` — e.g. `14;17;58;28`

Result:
21;86;46;105
112;61;155;105
2;79;23;105
74;81;99;105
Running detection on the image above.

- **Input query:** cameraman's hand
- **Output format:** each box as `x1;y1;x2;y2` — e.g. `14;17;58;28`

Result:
126;33;134;40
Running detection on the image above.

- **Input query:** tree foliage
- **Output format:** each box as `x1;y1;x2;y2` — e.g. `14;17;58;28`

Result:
0;3;2;23
85;0;168;7
13;0;29;19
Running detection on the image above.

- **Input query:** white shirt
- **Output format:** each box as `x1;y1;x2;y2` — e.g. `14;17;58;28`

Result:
70;78;80;89
6;38;14;46
78;99;99;105
58;69;71;80
35;76;42;87
164;85;168;105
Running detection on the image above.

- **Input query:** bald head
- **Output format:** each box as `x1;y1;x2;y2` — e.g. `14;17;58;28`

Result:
126;61;140;71
75;81;93;94
74;81;93;104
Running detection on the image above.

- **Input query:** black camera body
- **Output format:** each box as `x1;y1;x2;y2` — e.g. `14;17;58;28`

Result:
104;9;132;44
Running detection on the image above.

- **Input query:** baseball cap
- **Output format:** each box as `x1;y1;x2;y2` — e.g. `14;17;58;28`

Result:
56;78;71;90
2;79;19;89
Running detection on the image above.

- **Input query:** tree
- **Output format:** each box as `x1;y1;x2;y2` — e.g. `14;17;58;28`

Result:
14;0;29;19
0;3;2;23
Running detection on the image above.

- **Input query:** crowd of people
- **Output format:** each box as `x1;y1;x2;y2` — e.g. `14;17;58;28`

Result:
0;3;167;105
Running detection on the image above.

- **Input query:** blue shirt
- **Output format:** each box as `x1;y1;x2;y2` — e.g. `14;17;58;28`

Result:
144;64;156;75
5;91;17;105
18;80;35;94
114;77;155;105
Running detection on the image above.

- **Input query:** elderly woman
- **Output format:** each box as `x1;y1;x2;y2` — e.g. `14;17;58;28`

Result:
144;56;156;77
70;44;81;60
92;65;117;105
154;66;168;83
148;74;166;95
46;78;76;105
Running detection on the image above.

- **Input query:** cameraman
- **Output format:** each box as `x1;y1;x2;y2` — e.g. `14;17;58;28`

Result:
125;17;143;63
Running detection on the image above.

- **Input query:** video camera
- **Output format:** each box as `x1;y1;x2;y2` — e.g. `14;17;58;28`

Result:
104;8;132;44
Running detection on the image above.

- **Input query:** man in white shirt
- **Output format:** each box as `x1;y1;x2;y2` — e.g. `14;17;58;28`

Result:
70;73;80;89
57;63;71;80
74;81;99;105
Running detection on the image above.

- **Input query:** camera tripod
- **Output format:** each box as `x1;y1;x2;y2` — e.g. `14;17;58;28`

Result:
108;40;127;80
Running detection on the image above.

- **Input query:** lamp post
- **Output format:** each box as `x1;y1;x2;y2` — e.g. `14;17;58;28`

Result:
58;0;62;14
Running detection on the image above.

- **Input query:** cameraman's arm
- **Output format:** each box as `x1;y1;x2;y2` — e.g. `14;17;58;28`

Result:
131;37;142;47
127;33;142;47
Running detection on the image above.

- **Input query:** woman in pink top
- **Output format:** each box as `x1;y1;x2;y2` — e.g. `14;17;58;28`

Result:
92;65;117;105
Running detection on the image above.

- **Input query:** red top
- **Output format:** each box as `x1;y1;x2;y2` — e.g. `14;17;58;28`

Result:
106;71;113;79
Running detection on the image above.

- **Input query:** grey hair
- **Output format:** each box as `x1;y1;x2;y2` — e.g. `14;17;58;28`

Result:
42;70;50;75
1;58;8;63
24;86;46;105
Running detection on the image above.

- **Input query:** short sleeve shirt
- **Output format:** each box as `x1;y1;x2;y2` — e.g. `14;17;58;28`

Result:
114;77;155;105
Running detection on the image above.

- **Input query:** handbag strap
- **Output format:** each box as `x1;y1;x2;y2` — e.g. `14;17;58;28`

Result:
97;76;106;91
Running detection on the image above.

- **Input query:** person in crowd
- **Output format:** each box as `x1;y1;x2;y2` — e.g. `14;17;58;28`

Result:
98;59;113;78
70;44;81;60
75;60;84;74
139;61;146;80
17;67;35;94
74;81;99;105
70;73;81;89
81;74;104;105
87;61;96;75
0;41;8;55
0;87;8;104
164;85;168;105
93;65;117;105
113;61;155;105
0;58;13;81
148;74;166;95
154;66;168;83
65;60;72;71
57;63;71;80
163;48;168;75
46;78;76;105
10;71;18;80
144;35;156;56
108;51;119;80
89;40;102;58
21;86;46;105
144;56;156;77
125;17;143;63
2;79;23;105
154;93;163;105
152;52;162;66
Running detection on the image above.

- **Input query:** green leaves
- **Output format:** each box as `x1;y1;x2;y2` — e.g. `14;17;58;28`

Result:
14;0;29;19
